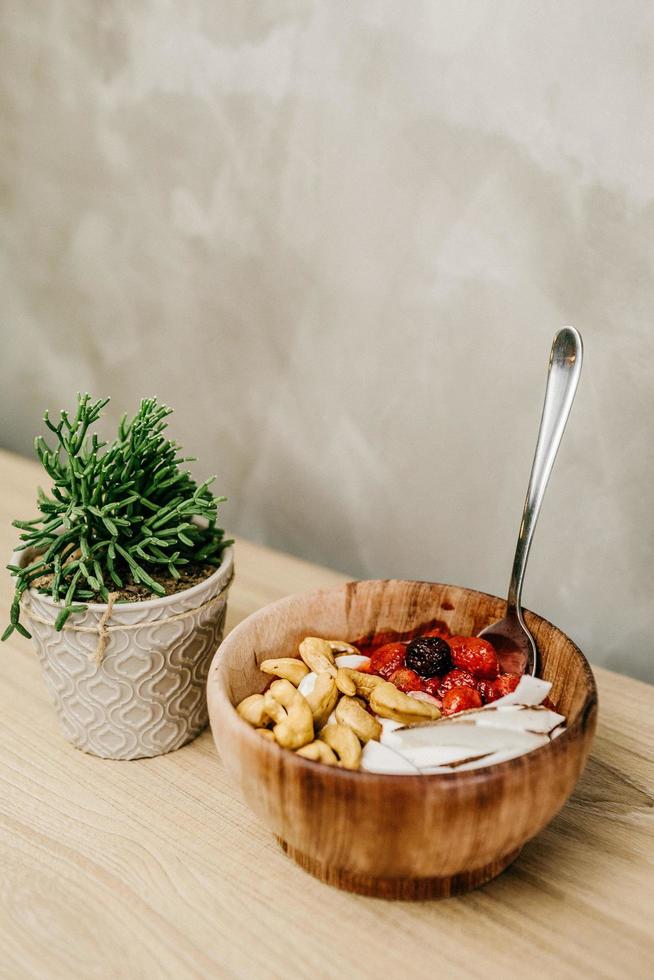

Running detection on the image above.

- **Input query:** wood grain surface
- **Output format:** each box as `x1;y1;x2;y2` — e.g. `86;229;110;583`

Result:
1;449;653;979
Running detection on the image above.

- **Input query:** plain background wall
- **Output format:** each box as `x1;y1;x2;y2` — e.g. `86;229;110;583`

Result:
1;1;653;681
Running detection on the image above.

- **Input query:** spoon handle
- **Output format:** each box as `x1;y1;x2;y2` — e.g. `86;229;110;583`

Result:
507;327;583;613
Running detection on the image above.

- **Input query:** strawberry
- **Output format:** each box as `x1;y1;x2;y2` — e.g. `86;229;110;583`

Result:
448;636;500;679
438;668;477;695
420;623;452;639
389;667;423;693
368;642;406;678
477;679;497;703
492;673;521;698
479;673;521;703
441;686;482;715
423;676;443;697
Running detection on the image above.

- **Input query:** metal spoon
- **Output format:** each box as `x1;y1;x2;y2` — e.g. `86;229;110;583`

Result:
478;327;583;676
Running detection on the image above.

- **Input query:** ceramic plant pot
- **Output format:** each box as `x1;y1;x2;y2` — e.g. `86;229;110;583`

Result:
17;546;234;760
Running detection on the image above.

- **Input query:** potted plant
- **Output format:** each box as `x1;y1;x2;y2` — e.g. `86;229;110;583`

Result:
4;394;234;760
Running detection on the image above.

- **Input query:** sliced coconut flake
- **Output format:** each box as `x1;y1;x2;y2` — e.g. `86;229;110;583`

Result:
383;721;548;773
400;745;496;768
335;654;371;670
485;674;551;708
420;738;550;773
379;718;404;742
473;705;565;734
361;740;420;774
442;703;565;735
298;672;318;697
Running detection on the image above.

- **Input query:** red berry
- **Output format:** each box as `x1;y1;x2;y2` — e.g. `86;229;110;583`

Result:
389;667;423;693
369;642;406;679
477;679;497;703
423;676;443;697
420;624;452;639
438;668;477;695
441;686;483;715
448;636;500;679
480;673;521;703
493;674;521;698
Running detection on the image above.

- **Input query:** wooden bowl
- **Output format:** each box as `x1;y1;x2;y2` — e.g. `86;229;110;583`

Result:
207;580;597;899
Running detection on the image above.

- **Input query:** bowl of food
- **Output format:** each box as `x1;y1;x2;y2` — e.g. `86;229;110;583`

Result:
207;578;597;899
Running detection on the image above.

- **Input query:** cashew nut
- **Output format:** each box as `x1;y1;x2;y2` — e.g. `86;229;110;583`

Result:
335;696;382;743
267;679;314;750
324;639;360;656
304;672;339;729
335;667;357;697
298;637;337;676
369;680;442;725
319;723;362;770
296;740;338;766
263;690;287;724
337;668;384;699
236;694;271;728
260;657;309;686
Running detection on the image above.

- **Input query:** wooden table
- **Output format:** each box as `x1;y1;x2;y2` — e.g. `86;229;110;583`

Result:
1;449;653;980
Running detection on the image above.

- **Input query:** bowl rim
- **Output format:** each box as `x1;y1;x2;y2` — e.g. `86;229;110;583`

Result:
209;577;598;786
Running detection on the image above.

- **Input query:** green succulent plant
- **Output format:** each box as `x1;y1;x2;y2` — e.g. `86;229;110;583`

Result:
3;394;229;640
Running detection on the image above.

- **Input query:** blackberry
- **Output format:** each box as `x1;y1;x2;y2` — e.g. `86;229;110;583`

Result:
405;635;452;678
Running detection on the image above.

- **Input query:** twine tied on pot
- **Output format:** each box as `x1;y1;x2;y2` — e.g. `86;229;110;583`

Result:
94;592;117;664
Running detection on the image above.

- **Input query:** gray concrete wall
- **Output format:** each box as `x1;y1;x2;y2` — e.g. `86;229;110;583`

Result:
2;1;653;680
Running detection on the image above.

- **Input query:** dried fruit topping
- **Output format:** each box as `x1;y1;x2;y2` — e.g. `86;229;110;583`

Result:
438;668;477;695
423;676;443;697
493;673;521;698
441;686;483;715
369;642;406;679
405;636;452;678
448;636;500;679
477;679;497;703
388;667;423;693
420;623;452;638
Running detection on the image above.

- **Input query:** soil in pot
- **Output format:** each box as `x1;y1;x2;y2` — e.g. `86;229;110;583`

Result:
31;560;218;603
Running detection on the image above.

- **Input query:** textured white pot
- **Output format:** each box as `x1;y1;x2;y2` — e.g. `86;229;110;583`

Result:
15;546;234;760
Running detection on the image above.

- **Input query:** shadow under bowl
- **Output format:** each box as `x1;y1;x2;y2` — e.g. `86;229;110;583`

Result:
207;579;597;900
